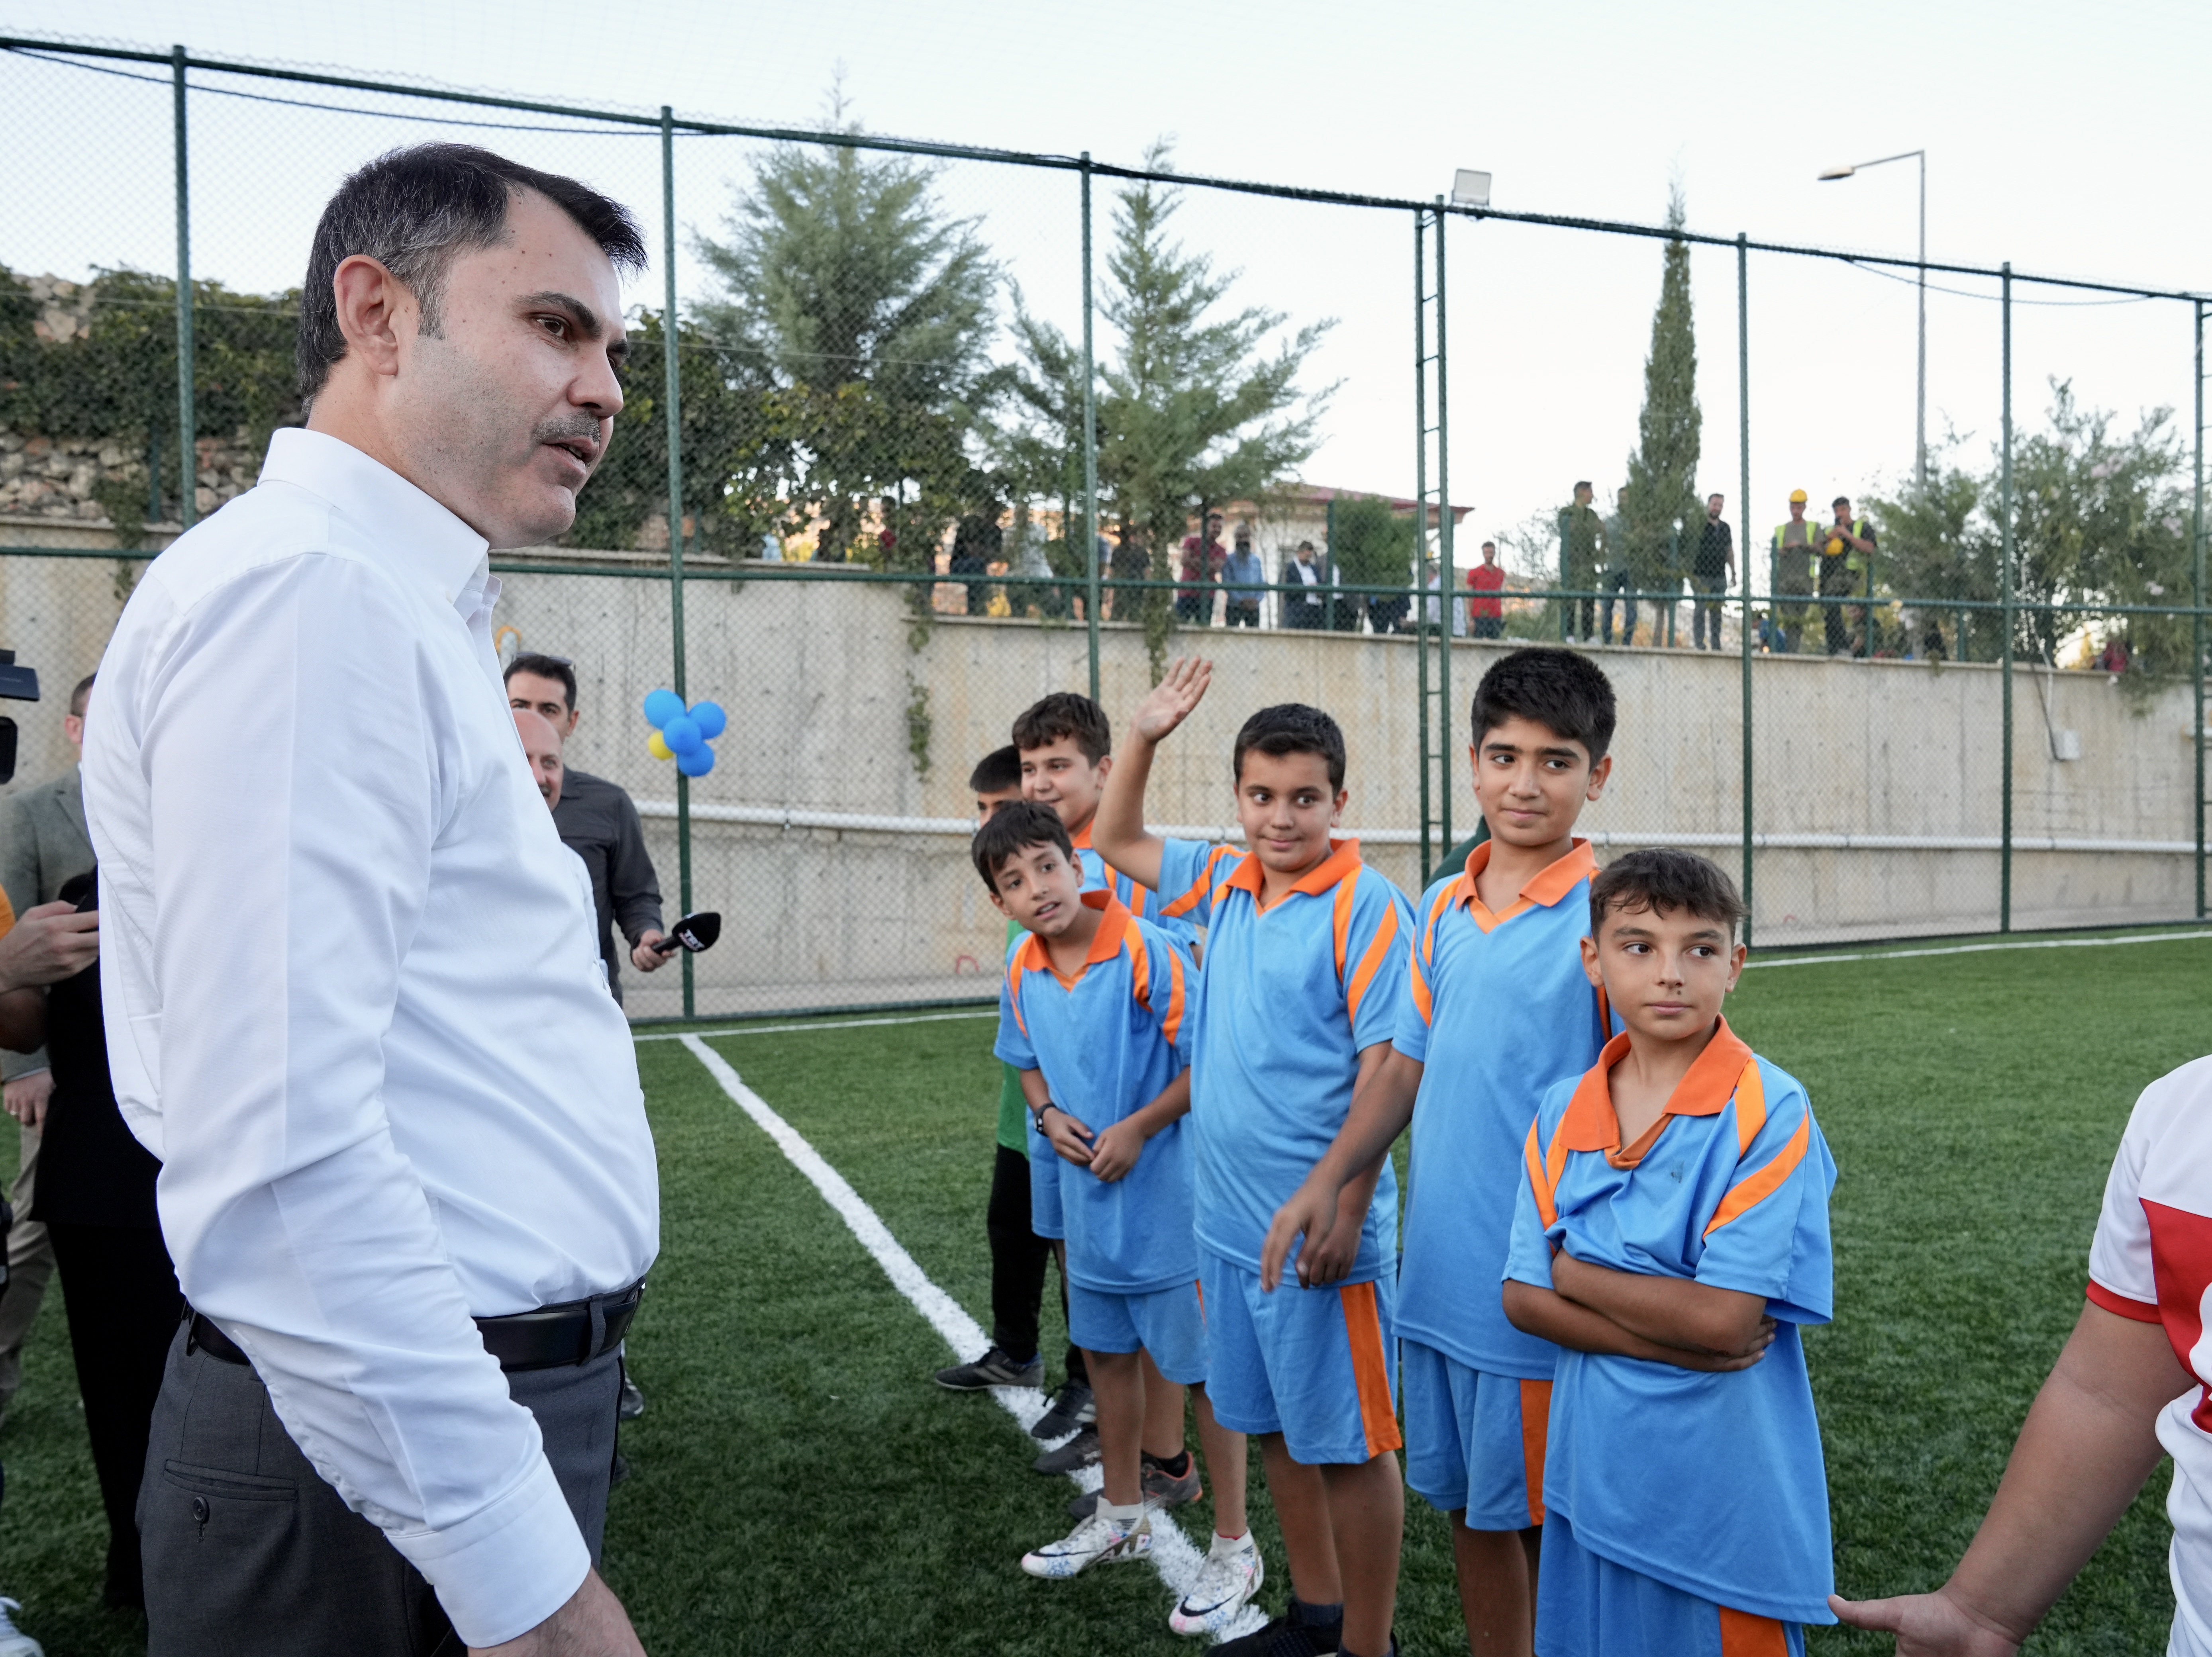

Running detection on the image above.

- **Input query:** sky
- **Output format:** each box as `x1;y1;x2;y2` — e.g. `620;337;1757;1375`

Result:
5;0;2209;569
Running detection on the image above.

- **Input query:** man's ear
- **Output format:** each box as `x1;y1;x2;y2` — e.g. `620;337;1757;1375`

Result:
564;707;581;739
986;887;1011;919
1094;754;1113;785
1579;932;1605;991
1331;786;1349;826
328;254;415;381
1584;753;1613;803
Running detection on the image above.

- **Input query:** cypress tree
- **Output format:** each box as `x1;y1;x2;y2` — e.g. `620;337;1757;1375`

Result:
1620;187;1703;626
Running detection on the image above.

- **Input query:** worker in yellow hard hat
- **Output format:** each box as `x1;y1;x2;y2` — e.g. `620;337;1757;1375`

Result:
1770;490;1816;653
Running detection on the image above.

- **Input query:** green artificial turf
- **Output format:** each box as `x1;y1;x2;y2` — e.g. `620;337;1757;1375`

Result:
0;933;2206;1653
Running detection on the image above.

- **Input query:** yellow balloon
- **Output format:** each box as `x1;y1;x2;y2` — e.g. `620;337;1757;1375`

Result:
647;731;674;761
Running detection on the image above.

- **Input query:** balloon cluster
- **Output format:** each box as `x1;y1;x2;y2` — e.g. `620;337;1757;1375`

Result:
643;687;726;778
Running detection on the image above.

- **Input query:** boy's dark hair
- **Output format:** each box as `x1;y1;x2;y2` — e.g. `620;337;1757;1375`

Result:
504;652;578;709
969;745;1022;795
1470;647;1616;763
1588;848;1749;940
300;143;647;401
1012;692;1111;764
1233;703;1347;791
972;800;1075;894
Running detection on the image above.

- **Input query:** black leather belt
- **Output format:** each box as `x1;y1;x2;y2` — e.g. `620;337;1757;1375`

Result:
185;1280;644;1374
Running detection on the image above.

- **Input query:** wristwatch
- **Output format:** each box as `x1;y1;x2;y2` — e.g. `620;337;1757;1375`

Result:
1032;1101;1058;1134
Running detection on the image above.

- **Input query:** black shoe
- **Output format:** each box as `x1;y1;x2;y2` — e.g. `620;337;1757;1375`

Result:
1213;1608;1343;1657
1030;1379;1095;1440
934;1346;1045;1391
608;1452;631;1489
1031;1425;1100;1475
618;1373;646;1421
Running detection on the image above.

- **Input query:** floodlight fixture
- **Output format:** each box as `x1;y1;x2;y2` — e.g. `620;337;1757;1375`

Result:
1451;169;1492;208
1817;165;1856;181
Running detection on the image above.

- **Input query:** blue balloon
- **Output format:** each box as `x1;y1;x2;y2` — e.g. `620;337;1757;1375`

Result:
642;687;685;729
689;699;727;740
661;714;703;755
676;745;716;778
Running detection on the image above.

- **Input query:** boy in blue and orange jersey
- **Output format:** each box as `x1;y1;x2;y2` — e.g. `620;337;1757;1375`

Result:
1013;691;1187;938
979;802;1262;1634
1093;665;1414;1657
1502;849;1837;1656
1263;646;1618;1657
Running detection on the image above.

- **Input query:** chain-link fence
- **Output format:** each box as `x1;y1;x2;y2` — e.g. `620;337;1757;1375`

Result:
1;37;2206;1019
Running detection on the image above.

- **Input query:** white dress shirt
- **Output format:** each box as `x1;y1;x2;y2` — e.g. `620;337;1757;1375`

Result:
82;428;659;1647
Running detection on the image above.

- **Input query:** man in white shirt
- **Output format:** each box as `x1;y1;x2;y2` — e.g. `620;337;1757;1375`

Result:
82;143;657;1656
1832;1052;2212;1654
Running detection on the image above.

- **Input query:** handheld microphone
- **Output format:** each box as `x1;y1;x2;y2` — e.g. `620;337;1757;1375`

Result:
652;912;722;956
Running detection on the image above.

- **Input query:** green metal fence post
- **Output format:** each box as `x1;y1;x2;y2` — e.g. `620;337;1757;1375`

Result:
1738;233;1753;947
1434;198;1453;860
172;44;194;533
661;106;694;1016
2000;261;2014;934
2195;300;2206;919
1081;154;1101;703
1414;211;1432;877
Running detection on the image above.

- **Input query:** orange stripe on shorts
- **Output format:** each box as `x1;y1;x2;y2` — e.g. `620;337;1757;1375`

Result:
1338;1282;1402;1458
1517;1378;1550;1525
1717;1605;1790;1657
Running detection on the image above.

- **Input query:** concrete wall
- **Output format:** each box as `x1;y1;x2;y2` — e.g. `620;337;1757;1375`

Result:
0;544;2200;1017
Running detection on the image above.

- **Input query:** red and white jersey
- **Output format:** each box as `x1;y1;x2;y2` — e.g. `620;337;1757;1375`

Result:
2088;1054;2212;1657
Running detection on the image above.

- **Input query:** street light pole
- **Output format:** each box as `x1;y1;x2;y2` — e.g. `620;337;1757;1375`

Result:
1819;149;1926;488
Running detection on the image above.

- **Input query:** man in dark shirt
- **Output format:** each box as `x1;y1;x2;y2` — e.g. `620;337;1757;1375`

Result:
1692;493;1734;650
503;654;667;1006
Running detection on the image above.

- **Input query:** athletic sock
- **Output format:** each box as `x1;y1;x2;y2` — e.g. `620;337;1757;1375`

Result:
1144;1448;1192;1478
1211;1529;1252;1553
1099;1498;1145;1527
1289;1597;1344;1629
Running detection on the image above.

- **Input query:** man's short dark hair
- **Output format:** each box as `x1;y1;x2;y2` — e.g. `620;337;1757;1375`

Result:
69;672;95;719
970;745;1022;795
1233;703;1346;791
1470;647;1616;763
504;652;578;710
1833;496;1851;510
1012;692;1111;763
973;800;1074;894
1589;848;1748;941
299;143;647;401
1573;480;1592;494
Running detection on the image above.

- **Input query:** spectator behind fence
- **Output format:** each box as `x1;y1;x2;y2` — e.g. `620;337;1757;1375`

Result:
1599;485;1637;646
1468;540;1506;639
83;142;658;1656
1823;497;1876;657
1177;510;1226;626
951;507;1002;619
1422;560;1466;637
1109;528;1149;620
0;670;98;1429
1282;540;1327;630
505;653;669;1005
1562;480;1602;642
1692;494;1734;650
1222;527;1264;628
1771;489;1818;654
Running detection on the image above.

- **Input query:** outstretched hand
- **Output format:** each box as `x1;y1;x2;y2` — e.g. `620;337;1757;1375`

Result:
1128;658;1211;745
1828;1588;2022;1655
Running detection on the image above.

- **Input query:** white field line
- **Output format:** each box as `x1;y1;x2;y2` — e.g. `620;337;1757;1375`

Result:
679;1034;1263;1643
1743;929;2212;971
636;1009;993;1042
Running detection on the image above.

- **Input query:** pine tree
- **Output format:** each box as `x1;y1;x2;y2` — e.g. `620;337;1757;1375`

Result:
1620;186;1703;623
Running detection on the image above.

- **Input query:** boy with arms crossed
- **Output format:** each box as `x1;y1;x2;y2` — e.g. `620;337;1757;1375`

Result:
980;803;1261;1635
1094;665;1413;1657
1503;850;1837;1655
1264;648;1618;1657
935;750;1092;1423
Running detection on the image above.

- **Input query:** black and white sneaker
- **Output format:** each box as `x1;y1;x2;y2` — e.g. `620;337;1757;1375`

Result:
1031;1426;1100;1475
933;1346;1045;1391
1030;1379;1095;1440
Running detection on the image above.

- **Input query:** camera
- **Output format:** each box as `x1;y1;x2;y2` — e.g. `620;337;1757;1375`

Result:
0;650;43;785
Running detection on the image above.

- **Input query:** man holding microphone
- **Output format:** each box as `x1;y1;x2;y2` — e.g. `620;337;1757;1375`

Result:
82;144;658;1655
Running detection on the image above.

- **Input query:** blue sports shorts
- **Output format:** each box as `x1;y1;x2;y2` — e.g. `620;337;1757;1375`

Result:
1067;1279;1208;1385
1199;1250;1400;1466
1027;1127;1064;1240
1537;1511;1805;1657
1401;1339;1549;1529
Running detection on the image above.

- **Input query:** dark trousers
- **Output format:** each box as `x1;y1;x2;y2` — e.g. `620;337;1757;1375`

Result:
1692;575;1726;648
140;1326;621;1656
1598;569;1637;644
1566;581;1596;640
47;1221;182;1607
1174;592;1213;625
1819;554;1854;653
1471;614;1503;640
986;1144;1086;1389
1224;600;1261;628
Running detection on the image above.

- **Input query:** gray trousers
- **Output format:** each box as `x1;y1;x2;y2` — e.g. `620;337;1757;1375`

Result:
139;1322;621;1657
0;1124;57;1419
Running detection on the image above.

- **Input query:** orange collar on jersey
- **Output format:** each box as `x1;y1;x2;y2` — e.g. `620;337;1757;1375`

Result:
1452;837;1596;929
1223;837;1363;912
1068;819;1094;850
1557;1017;1754;1162
1014;889;1132;989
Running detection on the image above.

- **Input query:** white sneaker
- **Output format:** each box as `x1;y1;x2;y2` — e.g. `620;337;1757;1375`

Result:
1169;1534;1265;1635
0;1597;43;1657
1020;1506;1152;1578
